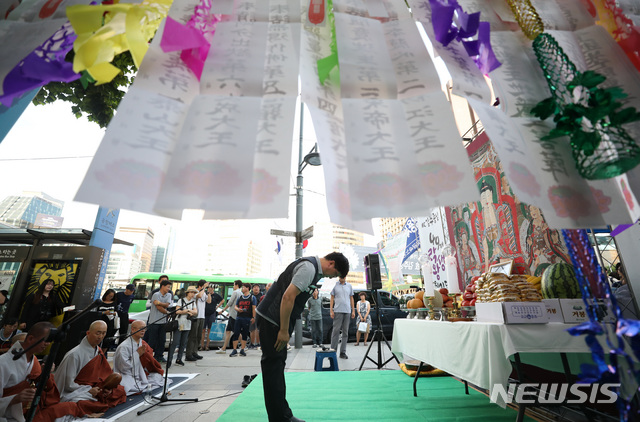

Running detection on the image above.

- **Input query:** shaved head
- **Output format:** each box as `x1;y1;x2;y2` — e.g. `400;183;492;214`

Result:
27;321;53;340
131;320;146;331
131;320;146;340
89;320;107;331
86;320;107;348
24;322;53;358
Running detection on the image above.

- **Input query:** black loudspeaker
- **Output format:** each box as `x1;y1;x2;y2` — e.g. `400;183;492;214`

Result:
364;254;382;290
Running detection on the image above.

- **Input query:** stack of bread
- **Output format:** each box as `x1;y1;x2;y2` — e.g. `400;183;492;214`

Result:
476;272;543;303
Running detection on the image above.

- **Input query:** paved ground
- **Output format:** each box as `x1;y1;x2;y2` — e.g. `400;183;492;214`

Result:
115;335;399;422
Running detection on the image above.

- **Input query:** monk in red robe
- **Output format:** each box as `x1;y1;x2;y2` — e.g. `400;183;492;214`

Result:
54;320;126;414
0;322;92;422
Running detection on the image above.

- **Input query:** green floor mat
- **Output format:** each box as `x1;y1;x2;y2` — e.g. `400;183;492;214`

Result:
218;370;535;421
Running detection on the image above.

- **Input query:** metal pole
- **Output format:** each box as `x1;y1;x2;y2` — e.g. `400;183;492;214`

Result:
294;102;304;348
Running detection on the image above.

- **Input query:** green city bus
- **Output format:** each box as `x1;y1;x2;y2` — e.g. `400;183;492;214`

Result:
129;272;273;312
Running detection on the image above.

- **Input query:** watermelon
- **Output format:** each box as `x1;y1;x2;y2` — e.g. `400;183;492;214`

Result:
541;263;581;299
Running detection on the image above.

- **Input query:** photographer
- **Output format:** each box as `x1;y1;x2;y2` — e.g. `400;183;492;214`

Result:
167;287;197;367
186;280;208;361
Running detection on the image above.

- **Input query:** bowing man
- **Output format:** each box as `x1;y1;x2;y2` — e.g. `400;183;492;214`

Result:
113;320;167;395
0;322;89;422
54;320;126;414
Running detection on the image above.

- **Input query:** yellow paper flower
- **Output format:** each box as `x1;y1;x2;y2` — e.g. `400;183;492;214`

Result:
67;0;172;84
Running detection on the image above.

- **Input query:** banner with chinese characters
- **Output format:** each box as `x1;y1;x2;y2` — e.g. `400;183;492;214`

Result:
304;0;478;229
76;0;301;219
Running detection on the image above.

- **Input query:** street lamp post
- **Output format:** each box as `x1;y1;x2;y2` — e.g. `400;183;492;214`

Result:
294;103;321;348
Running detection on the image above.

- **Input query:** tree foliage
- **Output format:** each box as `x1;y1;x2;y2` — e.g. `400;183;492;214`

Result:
32;51;137;128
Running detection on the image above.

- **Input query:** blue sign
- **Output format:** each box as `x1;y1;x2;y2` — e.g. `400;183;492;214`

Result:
402;217;420;263
89;207;120;299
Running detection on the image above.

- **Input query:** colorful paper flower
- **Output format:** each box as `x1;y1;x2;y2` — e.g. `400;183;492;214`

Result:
418;160;463;196
508;163;541;197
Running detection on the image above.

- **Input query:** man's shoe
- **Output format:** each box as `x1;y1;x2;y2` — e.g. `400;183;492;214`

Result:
175;360;185;366
312;344;318;348
229;349;238;357
194;354;203;360
185;356;197;362
289;417;306;422
340;353;348;359
156;357;167;363
216;349;227;354
241;375;251;388
240;349;246;357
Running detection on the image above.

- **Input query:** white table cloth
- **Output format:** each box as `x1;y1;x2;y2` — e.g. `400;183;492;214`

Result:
391;319;596;408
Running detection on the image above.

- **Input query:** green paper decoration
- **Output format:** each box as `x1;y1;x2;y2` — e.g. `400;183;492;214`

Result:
531;33;640;180
316;0;340;85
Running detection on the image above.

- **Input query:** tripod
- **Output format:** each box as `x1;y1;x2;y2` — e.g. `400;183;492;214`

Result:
137;308;198;414
359;289;399;370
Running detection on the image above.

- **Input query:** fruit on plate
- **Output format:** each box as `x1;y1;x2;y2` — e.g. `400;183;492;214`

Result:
415;290;425;303
439;288;449;296
407;299;423;309
541;263;581;299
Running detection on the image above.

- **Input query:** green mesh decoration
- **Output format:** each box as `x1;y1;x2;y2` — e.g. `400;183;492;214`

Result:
531;33;640;180
317;0;339;85
506;0;544;40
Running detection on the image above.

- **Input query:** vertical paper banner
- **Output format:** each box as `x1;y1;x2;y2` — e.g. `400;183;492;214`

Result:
154;96;261;218
301;3;372;232
407;0;491;102
334;12;397;99
75;17;198;212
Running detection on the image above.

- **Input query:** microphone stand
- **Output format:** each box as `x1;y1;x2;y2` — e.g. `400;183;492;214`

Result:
21;299;105;422
137;301;198;415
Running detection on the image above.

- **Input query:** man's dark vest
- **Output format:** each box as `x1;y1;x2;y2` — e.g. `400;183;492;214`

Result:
257;257;321;334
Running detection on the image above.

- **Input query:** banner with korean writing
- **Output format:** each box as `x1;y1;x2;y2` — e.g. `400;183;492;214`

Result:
416;209;449;289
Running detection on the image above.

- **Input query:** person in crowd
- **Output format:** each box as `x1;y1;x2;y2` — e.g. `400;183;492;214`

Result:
55;320;126;413
355;292;372;346
0;322;91;422
97;289;118;352
614;263;638;319
201;285;223;351
186;280;207;360
115;284;136;342
256;252;348;422
0;317;21;354
147;279;173;362
248;284;263;350
21;280;64;330
169;287;197;365
229;283;256;357
114;320;166;395
143;275;169;343
307;289;323;348
330;276;355;359
216;279;242;354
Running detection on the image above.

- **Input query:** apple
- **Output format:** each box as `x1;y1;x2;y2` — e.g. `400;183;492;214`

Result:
439;288;449;296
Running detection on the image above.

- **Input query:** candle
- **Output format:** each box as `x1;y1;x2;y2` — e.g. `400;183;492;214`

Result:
445;255;461;294
421;261;435;296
